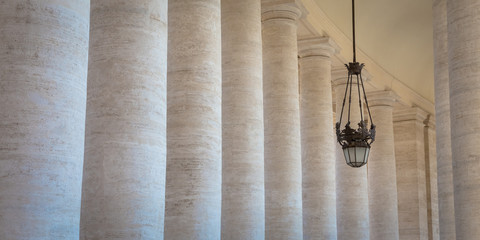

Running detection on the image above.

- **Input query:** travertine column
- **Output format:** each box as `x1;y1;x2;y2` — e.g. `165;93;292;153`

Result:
367;91;400;240
298;37;338;240
333;68;369;240
393;107;429;240
433;1;456;239
0;1;89;238
81;1;167;239
165;0;222;239
262;2;303;239
221;0;265;239
447;0;480;239
424;116;440;240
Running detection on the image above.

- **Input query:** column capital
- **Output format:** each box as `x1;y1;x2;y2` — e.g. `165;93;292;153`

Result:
367;90;398;107
298;37;340;58
261;1;303;21
393;107;429;123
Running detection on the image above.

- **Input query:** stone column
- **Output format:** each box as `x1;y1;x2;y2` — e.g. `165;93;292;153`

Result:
165;0;222;239
0;1;89;238
221;0;265;239
333;68;369;240
447;0;480;239
367;91;400;240
298;37;338;240
262;2;303;239
424;116;440;240
80;1;167;239
393;107;429;240
433;1;456;239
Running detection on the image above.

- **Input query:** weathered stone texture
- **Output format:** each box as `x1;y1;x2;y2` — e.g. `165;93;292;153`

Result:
80;1;167;239
262;3;303;240
221;0;265;239
367;91;400;240
433;0;456;239
298;38;337;240
424;117;440;240
165;0;222;239
447;0;480;239
0;0;90;238
394;108;429;240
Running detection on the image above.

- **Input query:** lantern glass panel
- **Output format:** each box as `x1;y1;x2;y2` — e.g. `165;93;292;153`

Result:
343;146;370;167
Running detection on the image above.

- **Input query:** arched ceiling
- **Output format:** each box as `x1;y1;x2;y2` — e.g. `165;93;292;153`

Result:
313;0;434;103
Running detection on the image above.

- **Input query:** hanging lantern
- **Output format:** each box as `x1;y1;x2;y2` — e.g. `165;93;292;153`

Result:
335;0;376;168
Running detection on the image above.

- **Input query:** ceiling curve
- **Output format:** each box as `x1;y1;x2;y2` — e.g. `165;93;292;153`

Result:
314;0;434;103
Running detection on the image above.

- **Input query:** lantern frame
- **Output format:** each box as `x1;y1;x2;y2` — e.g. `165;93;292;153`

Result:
334;0;376;168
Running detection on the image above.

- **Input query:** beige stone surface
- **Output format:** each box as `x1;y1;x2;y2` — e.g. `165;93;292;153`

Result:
221;0;265;239
333;69;369;240
298;37;337;240
424;116;440;240
433;1;456;239
165;0;222;239
367;91;400;240
80;1;167;239
262;3;303;239
0;1;89;238
447;0;480;239
393;107;429;240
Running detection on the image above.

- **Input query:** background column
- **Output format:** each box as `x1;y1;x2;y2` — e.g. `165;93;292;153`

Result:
433;1;456;238
0;1;89;238
298;37;338;240
333;69;370;240
81;1;167;239
367;91;400;240
424;116;440;240
393;107;429;240
221;0;265;239
262;2;303;239
165;0;222;239
447;0;480;239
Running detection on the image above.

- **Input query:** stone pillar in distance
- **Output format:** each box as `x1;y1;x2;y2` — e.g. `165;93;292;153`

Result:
262;1;303;239
367;91;400;240
393;107;429;240
298;37;338;240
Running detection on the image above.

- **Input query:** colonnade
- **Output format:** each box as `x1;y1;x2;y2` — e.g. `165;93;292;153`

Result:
0;0;478;239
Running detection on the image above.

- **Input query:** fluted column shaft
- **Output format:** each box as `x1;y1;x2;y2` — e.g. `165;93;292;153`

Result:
221;0;265;239
333;69;369;240
0;1;89;238
298;38;337;240
367;91;400;240
80;1;167;239
393;107;429;240
262;2;303;239
447;0;480;239
433;1;456;239
165;0;222;239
